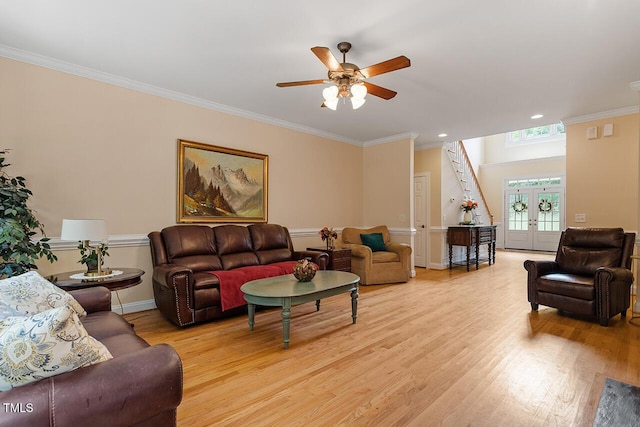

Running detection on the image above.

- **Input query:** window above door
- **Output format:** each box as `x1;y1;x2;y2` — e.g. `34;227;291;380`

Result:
506;123;566;146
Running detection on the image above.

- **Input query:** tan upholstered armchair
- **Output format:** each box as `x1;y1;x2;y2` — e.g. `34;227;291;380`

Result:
340;225;412;285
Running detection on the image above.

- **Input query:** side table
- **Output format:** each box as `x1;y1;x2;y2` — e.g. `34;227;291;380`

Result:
447;226;497;271
307;247;351;272
52;268;144;314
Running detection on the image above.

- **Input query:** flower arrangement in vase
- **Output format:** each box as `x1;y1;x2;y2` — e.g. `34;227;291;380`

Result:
319;226;338;250
460;199;478;224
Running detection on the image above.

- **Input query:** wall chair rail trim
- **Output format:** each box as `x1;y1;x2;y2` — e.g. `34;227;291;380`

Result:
41;226;418;251
43;234;150;251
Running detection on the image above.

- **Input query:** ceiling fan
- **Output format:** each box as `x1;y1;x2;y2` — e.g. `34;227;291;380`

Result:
276;41;411;110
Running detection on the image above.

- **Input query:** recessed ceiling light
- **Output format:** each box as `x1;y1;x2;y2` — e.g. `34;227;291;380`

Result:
531;114;544;119
438;133;448;138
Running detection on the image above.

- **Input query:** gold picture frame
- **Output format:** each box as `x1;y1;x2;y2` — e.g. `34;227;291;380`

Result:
177;139;268;223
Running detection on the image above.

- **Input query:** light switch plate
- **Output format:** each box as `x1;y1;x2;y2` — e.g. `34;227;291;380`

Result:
586;127;597;139
603;123;613;137
575;213;586;223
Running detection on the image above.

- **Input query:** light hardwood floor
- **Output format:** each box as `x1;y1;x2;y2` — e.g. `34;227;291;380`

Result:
125;250;640;426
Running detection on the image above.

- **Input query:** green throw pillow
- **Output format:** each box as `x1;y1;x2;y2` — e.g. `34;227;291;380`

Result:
360;233;387;252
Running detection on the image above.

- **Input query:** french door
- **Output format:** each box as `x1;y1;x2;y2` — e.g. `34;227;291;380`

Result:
505;187;564;251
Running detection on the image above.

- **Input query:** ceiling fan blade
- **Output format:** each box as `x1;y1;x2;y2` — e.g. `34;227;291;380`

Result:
360;56;411;78
276;79;325;87
363;82;397;100
311;46;344;72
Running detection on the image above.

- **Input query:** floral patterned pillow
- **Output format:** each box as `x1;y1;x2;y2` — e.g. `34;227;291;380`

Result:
0;301;22;320
0;304;112;391
0;271;86;317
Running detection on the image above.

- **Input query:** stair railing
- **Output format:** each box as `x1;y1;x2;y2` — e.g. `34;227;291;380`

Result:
444;140;493;225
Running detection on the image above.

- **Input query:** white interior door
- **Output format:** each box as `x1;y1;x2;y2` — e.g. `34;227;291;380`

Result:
413;174;428;267
505;186;564;251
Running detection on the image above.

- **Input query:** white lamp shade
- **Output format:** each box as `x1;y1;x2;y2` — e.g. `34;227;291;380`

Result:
61;219;108;242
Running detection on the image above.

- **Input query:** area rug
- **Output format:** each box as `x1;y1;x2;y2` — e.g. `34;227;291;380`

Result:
593;378;640;426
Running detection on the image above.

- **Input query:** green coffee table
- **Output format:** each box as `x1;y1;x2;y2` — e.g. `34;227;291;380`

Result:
241;270;360;349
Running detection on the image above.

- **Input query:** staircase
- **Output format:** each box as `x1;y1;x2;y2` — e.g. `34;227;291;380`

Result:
445;140;493;225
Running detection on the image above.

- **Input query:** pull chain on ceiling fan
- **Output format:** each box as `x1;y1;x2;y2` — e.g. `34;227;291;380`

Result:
276;41;411;110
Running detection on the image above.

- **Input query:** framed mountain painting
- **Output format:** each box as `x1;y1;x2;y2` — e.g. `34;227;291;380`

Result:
177;139;268;223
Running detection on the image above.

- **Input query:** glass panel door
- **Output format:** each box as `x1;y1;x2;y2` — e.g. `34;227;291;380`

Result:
533;189;563;251
505;189;532;250
504;187;564;251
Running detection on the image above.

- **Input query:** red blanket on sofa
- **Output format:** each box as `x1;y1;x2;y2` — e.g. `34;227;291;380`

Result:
210;261;297;311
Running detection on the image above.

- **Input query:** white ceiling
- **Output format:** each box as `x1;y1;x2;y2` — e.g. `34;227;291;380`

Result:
1;1;639;147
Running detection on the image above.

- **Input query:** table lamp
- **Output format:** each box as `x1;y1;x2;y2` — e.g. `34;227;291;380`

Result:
61;219;109;276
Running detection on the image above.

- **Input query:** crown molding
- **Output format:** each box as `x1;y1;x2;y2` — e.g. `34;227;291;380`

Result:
563;105;639;125
0;44;363;147
363;132;419;147
415;141;445;151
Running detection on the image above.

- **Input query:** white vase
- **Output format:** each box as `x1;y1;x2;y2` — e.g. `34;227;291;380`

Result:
463;210;473;224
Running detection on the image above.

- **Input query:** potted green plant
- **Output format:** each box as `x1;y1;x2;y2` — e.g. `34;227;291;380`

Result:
77;241;109;274
0;149;57;277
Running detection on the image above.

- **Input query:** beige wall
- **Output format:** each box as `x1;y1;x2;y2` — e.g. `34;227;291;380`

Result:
565;113;639;229
1;56;368;309
363;137;413;234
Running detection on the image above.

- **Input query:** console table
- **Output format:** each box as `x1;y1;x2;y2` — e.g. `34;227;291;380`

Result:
447;226;497;271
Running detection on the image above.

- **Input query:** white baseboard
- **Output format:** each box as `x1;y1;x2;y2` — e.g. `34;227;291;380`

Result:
111;298;156;315
429;262;448;270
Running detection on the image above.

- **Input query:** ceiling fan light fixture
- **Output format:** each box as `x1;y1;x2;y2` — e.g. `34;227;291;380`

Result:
351;97;366;110
351;83;367;99
325;99;338;110
277;41;410;110
322;85;339;110
322;85;338;101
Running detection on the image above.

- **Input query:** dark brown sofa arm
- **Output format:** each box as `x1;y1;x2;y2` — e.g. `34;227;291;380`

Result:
293;250;329;270
523;260;559;307
152;264;197;326
594;266;634;287
152;264;194;290
69;286;112;314
595;267;634;323
523;260;558;278
0;344;183;427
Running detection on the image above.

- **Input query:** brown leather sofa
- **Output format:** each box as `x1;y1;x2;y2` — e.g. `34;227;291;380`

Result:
340;225;412;285
0;286;183;427
148;223;328;327
524;227;635;326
